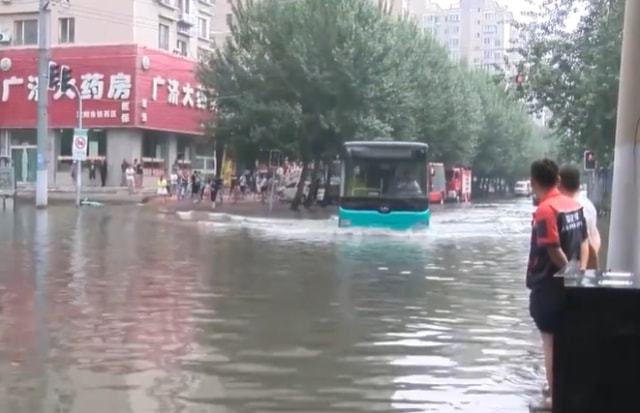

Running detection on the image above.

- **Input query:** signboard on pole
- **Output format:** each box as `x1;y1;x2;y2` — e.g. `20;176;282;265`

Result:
72;128;88;161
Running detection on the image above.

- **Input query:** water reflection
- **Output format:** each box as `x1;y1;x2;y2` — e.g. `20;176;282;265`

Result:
0;200;542;412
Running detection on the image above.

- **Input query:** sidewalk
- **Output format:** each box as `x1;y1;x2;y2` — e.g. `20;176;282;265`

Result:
15;185;155;205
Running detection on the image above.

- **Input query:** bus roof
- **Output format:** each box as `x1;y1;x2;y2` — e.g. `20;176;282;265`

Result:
344;141;429;149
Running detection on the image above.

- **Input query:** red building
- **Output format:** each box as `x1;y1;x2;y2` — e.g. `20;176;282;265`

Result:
0;44;215;187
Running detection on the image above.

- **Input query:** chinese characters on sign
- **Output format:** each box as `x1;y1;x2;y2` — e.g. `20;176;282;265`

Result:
1;71;133;102
151;76;210;110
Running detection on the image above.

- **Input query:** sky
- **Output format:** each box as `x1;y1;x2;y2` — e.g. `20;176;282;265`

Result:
431;0;542;20
431;0;583;28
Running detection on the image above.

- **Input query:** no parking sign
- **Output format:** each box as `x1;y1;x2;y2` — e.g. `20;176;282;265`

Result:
72;129;88;161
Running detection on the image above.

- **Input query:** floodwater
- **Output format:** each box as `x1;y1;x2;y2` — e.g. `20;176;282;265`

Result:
0;200;543;413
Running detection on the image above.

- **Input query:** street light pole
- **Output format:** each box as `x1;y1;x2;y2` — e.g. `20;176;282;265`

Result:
36;0;50;208
607;0;640;273
71;84;83;207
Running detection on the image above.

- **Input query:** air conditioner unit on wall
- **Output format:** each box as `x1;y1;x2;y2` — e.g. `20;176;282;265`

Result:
0;32;12;44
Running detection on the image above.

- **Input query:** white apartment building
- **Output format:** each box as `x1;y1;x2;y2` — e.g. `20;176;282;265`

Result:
421;0;520;72
0;0;237;59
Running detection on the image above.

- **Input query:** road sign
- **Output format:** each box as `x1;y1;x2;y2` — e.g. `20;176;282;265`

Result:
72;128;88;161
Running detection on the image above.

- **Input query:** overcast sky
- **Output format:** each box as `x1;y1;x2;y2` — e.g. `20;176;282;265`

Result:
431;0;582;28
431;0;541;20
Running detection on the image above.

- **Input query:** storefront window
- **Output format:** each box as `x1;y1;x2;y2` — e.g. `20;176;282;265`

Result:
59;129;106;158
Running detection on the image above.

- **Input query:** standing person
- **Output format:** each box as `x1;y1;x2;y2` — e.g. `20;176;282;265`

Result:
135;159;144;189
559;165;601;269
191;171;201;202
527;159;589;411
180;170;190;201
156;174;168;203
100;159;108;187
89;160;97;182
125;163;136;195
239;172;247;199
215;175;224;205
70;161;78;186
121;159;128;186
169;169;179;199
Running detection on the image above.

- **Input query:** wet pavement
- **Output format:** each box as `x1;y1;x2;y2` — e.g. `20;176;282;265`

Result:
0;200;542;412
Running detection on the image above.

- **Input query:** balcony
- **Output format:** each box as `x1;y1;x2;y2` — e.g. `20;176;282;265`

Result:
179;12;197;26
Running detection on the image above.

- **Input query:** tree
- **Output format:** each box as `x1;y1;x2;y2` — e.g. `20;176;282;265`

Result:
519;0;624;164
202;0;544;206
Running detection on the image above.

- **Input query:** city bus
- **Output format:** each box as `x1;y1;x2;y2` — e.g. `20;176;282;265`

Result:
339;141;430;230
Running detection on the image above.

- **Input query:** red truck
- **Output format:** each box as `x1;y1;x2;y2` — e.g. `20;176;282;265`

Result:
428;162;446;204
445;166;472;203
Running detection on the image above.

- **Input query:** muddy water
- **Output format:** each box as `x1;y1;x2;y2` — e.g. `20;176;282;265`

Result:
0;200;542;412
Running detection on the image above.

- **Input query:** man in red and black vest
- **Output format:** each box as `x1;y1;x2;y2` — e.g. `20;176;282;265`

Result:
527;159;588;410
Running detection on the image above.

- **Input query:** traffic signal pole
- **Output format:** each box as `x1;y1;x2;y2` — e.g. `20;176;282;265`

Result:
608;0;640;273
35;0;50;208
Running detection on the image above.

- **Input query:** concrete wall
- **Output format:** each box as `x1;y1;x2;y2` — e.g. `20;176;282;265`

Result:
106;129;142;187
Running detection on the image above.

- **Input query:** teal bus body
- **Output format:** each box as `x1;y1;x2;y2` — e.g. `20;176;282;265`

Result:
339;141;430;231
338;207;430;231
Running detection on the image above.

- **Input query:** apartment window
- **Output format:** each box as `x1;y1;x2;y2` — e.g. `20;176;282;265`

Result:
177;39;188;56
483;37;491;45
484;25;497;34
198;17;209;39
59;18;75;44
179;0;191;14
476;32;480;38
450;38;459;46
484;50;492;59
484;13;493;20
452;26;459;34
14;19;38;45
159;23;170;50
226;13;232;27
449;14;459;22
494;51;502;60
495;39;501;47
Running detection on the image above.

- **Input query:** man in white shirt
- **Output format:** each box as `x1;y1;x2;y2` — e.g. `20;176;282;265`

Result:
559;165;602;268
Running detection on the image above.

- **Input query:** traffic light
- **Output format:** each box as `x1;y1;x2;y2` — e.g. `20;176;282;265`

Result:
515;72;525;91
60;65;73;92
48;62;60;90
584;150;597;171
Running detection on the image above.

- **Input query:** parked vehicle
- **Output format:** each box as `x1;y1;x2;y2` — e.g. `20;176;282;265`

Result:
514;180;532;197
445;166;472;203
428;162;446;205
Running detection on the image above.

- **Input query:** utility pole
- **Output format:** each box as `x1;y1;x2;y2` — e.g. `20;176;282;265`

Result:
36;0;50;208
608;0;640;273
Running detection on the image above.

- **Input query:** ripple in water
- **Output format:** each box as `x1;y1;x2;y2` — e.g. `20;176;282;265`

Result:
0;201;541;412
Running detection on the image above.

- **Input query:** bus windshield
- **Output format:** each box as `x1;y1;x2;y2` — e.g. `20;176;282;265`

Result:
344;159;427;198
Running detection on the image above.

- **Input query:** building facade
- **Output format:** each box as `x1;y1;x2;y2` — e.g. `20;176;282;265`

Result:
0;0;233;187
420;0;520;72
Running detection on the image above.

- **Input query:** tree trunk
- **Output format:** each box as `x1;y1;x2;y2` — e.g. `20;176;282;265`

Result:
320;164;332;207
304;160;321;208
291;161;310;211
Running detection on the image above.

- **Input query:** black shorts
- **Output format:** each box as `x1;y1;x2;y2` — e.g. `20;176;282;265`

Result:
529;278;565;334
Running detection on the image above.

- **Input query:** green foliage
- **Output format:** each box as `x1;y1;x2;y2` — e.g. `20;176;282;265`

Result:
200;0;541;187
519;0;624;165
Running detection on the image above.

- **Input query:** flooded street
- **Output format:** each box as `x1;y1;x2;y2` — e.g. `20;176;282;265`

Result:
0;200;542;413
